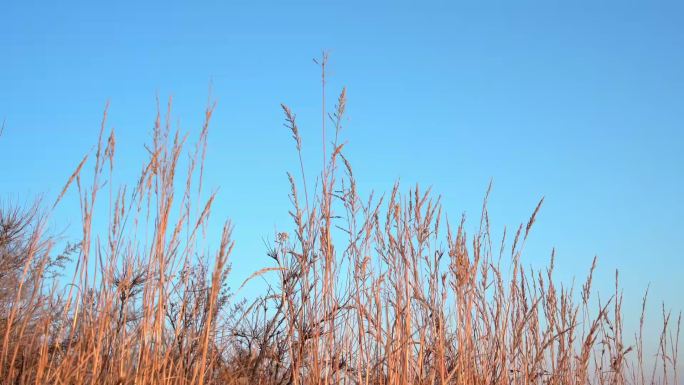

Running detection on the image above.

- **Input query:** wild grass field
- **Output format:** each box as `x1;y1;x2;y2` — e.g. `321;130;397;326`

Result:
0;64;680;385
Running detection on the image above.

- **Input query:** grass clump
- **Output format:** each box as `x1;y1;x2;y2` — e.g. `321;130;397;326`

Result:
0;60;680;385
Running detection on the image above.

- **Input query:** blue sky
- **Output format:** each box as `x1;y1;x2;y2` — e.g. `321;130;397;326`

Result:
1;0;683;354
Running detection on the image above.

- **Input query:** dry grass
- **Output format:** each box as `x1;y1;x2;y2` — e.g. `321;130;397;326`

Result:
0;61;680;385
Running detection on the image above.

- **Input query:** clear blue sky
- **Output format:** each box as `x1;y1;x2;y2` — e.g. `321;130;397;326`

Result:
1;0;683;352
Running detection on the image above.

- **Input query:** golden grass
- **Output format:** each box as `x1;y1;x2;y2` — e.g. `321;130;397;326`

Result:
0;61;680;385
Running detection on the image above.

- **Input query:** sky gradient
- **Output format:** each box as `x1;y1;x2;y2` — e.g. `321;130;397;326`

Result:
1;0;683;359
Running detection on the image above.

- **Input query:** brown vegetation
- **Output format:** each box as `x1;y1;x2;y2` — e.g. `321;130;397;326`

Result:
0;62;680;384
